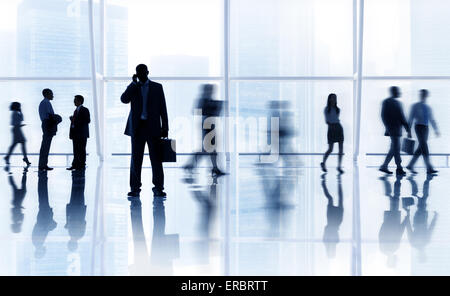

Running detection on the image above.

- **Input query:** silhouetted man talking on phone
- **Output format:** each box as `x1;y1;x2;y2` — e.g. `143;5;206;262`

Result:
121;64;169;198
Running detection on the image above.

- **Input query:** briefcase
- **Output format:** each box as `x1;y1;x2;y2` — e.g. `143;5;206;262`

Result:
402;197;415;208
161;138;176;162
402;138;415;155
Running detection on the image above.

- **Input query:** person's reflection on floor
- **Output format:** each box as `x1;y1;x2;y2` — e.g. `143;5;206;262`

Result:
128;197;179;275
378;175;408;268
129;198;151;275
255;163;295;237
321;173;344;259
65;170;87;252
151;197;179;275
191;175;217;236
9;168;28;233
32;171;57;259
188;175;219;262
404;174;438;263
251;100;297;237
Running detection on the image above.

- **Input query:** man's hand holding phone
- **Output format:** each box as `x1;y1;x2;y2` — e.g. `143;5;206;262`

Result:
132;74;138;84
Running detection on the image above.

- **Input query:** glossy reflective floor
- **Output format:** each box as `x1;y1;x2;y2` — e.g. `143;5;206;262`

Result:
0;156;449;276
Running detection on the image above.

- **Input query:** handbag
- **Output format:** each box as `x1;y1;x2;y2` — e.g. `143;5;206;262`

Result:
160;138;176;162
401;137;415;155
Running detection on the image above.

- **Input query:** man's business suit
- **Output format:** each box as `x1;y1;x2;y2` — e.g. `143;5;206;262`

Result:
381;97;411;169
121;79;169;193
69;105;90;169
38;98;60;169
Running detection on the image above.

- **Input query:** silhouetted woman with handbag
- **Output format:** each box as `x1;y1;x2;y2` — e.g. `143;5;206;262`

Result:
321;94;344;174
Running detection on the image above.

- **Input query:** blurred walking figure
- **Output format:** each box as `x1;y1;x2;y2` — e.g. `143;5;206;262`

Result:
268;100;296;166
4;102;31;166
321;94;344;174
406;89;439;175
184;84;226;176
379;86;411;176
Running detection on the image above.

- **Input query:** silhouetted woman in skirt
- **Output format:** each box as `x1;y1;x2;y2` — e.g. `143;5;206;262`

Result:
4;102;31;166
321;94;344;174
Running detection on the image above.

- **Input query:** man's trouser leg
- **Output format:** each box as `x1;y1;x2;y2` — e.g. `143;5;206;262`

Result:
39;134;53;168
149;137;164;191
130;133;146;193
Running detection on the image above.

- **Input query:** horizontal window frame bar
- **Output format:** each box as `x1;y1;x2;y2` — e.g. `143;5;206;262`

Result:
111;152;345;156
110;153;450;156
2;76;450;82
366;152;450;156
230;76;354;81
103;76;223;82
3;152;448;156
0;77;92;82
363;76;450;80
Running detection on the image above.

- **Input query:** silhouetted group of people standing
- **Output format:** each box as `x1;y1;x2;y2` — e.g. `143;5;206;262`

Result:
4;65;441;206
38;89;91;171
5;89;91;172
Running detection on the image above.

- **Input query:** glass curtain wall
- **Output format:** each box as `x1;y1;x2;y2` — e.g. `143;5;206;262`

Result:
0;0;449;158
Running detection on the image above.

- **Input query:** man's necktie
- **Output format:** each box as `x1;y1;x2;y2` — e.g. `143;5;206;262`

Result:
72;109;77;128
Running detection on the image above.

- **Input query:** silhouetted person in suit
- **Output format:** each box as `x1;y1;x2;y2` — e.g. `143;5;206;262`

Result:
65;170;87;252
67;95;90;171
321;94;344;174
121;64;169;198
406;90;439;175
9;168;28;233
379;175;407;267
38;88;62;171
32;171;57;259
322;174;344;259
379;86;411;176
4;102;31;167
184;84;225;176
404;175;437;263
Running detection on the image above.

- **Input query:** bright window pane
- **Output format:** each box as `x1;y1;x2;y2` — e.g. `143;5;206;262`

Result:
231;0;353;76
106;0;223;77
364;0;450;76
0;0;96;77
232;81;353;153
